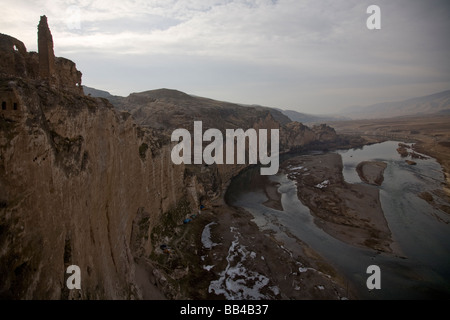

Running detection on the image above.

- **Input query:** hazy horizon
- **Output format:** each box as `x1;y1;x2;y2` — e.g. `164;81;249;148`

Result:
1;0;450;114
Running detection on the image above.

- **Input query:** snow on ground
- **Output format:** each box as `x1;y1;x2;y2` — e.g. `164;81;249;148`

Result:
208;227;277;300
315;180;330;189
201;222;219;249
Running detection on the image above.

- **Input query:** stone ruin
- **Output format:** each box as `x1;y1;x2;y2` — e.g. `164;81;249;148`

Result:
38;15;56;81
0;15;83;114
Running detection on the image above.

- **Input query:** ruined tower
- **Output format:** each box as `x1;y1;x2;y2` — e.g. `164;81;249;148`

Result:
0;16;83;95
38;15;55;81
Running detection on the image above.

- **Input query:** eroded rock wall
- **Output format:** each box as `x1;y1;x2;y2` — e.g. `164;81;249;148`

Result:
0;78;185;299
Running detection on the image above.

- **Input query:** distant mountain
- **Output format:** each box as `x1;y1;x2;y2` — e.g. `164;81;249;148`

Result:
110;88;294;130
83;85;114;98
279;109;347;124
82;85;124;105
341;90;450;119
237;104;292;126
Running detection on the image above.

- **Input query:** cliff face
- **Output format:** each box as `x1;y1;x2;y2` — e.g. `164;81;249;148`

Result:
0;19;342;300
0;77;185;299
0;84;338;299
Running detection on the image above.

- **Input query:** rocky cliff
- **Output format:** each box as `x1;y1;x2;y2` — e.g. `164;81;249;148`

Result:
0;18;342;299
0;76;187;299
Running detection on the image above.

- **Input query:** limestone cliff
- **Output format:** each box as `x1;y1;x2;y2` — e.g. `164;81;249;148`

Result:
0;76;187;299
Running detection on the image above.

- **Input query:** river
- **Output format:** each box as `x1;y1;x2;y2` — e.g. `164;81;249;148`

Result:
225;141;450;299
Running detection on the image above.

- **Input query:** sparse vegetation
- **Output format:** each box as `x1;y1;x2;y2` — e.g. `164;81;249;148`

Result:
149;197;216;299
150;198;191;243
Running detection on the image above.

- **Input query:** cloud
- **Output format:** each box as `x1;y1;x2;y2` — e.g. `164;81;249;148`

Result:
1;0;449;113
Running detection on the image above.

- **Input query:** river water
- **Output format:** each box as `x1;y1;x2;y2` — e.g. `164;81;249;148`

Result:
225;141;450;299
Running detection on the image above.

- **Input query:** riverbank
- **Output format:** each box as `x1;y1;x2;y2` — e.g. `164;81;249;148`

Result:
196;144;395;300
330;115;450;215
196;194;354;299
148;181;356;299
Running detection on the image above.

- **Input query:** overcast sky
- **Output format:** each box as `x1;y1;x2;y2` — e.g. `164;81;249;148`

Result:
1;0;450;114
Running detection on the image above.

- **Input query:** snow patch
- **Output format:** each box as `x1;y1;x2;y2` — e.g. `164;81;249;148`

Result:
315;180;330;189
270;286;280;295
202;222;219;249
203;265;214;271
208;227;272;300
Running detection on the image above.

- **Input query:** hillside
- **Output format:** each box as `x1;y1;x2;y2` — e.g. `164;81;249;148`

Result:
84;87;292;129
